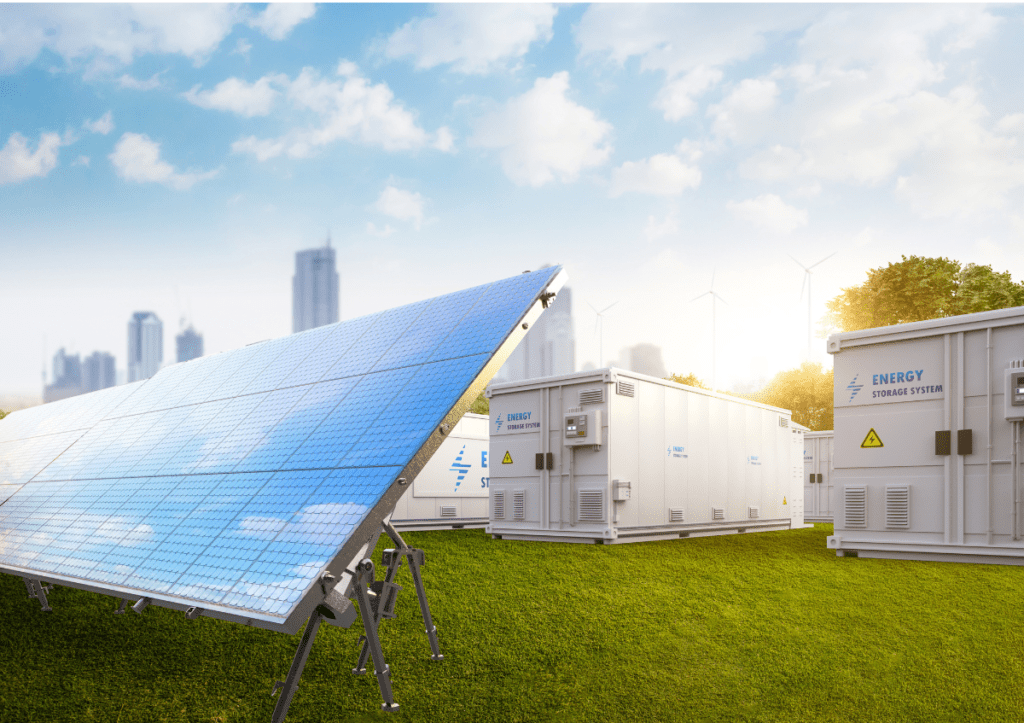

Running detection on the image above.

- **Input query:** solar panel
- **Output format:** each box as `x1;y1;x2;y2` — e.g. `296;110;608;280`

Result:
0;267;566;637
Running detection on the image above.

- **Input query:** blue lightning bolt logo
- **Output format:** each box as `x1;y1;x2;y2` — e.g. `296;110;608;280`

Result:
494;413;503;432
846;374;864;403
450;444;472;492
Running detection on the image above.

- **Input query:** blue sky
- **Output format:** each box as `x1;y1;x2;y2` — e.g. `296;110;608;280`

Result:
2;3;1024;399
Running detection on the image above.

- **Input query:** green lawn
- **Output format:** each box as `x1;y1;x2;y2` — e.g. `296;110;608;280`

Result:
2;524;1024;723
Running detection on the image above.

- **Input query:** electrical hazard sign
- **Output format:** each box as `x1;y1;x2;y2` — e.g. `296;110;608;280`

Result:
861;428;884;448
502;451;513;464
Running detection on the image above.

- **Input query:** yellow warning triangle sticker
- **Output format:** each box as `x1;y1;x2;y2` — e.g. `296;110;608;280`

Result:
502;451;513;464
861;428;884;448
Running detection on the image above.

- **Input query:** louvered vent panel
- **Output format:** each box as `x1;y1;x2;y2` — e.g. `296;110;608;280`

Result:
885;486;910;529
616;381;635;397
578;490;605;522
712;507;725;521
779;417;789;428
748;506;759;519
579;389;604;405
512;490;525;520
493;491;505;520
669;508;685;523
440;505;457;518
844;486;867;528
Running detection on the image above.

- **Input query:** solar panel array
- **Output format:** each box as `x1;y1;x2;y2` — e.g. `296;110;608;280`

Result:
0;267;563;626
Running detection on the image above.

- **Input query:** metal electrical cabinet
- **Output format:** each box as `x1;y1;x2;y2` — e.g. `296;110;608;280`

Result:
485;368;809;544
827;306;1024;564
390;413;490;531
804;431;835;523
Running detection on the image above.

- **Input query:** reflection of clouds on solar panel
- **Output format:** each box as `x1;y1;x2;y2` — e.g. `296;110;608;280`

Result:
237;501;368;544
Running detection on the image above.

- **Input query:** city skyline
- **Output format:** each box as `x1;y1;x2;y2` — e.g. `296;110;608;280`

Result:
2;4;1024;398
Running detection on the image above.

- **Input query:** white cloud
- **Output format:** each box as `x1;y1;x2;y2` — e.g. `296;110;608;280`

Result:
996;114;1024;135
245;3;316;42
654;66;722;121
184;75;284;117
72;155;90;167
109;132;218;190
118;72;163;90
0;131;62;184
386;4;557;75
727;194;808;234
645;208;680;242
374;186;426;230
472;71;612;187
83;110;113;135
232;38;253;59
433;126;455;153
366;221;396;238
739;145;805;182
0;5;310;73
232;62;438;159
708;78;778;142
609;154;701;197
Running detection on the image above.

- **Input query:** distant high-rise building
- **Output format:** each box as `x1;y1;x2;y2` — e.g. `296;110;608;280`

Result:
43;348;83;402
616;343;668;378
494;281;575;383
293;239;339;333
82;351;116;393
128;311;163;382
176;325;204;363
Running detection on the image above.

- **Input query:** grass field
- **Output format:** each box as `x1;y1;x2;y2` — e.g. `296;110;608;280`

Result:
2;523;1024;723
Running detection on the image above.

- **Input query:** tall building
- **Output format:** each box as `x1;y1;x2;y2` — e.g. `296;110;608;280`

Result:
616;343;668;378
43;348;82;403
176;325;204;363
128;311;163;382
82;351;116;393
494;282;575;383
293;239;339;333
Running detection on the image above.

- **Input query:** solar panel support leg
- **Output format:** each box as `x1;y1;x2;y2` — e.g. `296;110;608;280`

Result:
382;521;443;661
270;607;326;723
353;559;399;712
352;541;404;675
23;578;53;612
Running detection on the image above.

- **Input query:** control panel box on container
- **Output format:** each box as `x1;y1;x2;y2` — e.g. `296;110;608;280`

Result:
485;368;808;544
827;306;1024;564
391;413;490;531
804;431;835;523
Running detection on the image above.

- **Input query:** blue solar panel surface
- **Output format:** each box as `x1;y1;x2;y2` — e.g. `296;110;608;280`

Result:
0;267;562;622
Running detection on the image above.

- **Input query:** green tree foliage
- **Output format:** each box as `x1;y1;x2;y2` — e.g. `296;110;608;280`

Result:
749;362;834;431
826;255;1024;332
666;373;709;390
0;409;6;420
469;392;489;416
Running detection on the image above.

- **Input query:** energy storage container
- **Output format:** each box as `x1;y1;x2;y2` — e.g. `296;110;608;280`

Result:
486;368;808;544
826;306;1024;564
391;412;489;531
804;431;835;523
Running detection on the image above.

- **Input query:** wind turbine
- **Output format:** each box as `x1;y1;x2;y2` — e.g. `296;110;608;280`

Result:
691;272;728;390
587;300;618;368
789;252;836;362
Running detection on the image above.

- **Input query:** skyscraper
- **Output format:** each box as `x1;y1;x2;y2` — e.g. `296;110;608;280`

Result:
43;348;82;403
494;282;575;383
176;325;204;363
293;239;339;333
128;311;163;382
82;351;116;392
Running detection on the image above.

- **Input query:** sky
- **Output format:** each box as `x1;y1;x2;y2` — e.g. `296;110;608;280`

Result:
2;2;1024;401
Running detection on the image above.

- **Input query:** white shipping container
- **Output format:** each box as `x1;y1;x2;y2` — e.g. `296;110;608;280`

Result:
826;306;1024;564
804;431;835;523
486;368;808;544
390;413;490;531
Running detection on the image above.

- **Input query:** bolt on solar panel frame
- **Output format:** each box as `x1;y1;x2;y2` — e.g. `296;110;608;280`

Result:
0;267;567;718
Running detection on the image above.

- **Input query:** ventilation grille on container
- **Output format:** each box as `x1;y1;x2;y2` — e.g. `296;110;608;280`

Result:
669;508;685;523
579;388;604;405
779;417;789;428
712;507;725;521
616;381;635;397
440;505;457;518
748;506;759;519
513;490;525;520
578;490;605;522
844;486;867;528
885;486;910;529
493;491;505;520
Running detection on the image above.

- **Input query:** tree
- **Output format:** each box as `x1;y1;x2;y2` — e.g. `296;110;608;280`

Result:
469;392;489;415
666;373;709;390
0;409;6;420
753;362;834;431
826;255;1024;332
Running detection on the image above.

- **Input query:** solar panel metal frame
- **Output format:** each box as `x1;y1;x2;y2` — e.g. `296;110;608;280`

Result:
0;268;567;635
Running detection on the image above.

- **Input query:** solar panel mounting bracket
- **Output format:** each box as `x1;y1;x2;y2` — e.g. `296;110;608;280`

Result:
23;578;53;612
